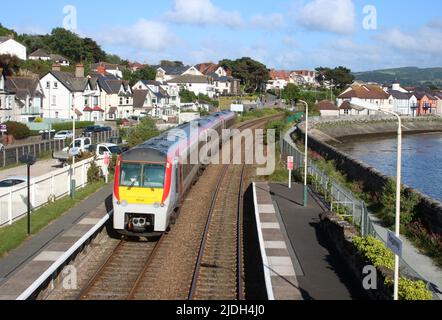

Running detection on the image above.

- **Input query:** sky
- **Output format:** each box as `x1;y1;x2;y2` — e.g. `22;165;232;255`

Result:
1;0;442;72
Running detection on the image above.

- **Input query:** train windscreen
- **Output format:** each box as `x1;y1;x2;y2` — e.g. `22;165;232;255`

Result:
120;163;165;189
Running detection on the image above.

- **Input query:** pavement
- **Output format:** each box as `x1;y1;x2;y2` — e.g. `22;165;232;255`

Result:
0;184;113;288
0;159;61;180
266;182;368;300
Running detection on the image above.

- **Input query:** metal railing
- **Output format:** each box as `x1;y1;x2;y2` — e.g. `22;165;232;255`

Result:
281;127;440;299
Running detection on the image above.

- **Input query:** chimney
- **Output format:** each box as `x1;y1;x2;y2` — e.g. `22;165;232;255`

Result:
75;63;85;78
52;63;61;72
97;63;106;75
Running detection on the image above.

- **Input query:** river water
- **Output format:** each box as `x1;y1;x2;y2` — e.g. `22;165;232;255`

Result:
331;132;442;202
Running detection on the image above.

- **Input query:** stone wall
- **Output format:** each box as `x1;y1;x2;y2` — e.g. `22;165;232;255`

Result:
319;211;393;300
296;118;442;235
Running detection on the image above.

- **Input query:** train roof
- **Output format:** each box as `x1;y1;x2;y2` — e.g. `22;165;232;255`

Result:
122;111;235;162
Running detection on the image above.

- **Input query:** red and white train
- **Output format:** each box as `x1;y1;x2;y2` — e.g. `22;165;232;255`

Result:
113;111;236;237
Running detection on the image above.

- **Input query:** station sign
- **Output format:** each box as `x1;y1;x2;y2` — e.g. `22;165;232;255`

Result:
387;231;403;258
287;156;294;171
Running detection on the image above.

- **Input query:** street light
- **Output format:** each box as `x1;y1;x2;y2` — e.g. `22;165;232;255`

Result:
297;99;309;207
351;102;402;301
19;153;37;235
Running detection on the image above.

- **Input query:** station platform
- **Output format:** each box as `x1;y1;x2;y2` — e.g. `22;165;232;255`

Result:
0;184;113;300
253;182;368;300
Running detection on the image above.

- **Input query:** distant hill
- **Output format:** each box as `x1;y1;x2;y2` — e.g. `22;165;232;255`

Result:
353;67;442;87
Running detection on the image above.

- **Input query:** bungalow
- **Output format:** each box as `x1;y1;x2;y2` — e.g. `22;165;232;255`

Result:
0;69;17;123
315;100;339;117
0;37;26;60
337;84;392;115
40;64;104;121
5;76;44;123
29;49;51;61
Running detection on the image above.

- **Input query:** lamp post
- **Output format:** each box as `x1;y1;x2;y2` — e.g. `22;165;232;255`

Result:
351;103;402;301
298;99;309;207
19;154;37;235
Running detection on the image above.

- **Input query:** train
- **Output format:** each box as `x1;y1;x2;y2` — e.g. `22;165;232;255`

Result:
113;111;237;237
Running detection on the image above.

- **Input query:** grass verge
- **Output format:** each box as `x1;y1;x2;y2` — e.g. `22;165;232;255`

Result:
0;181;106;258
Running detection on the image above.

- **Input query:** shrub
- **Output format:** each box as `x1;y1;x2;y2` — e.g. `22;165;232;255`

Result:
385;278;433;300
52;121;94;132
87;160;101;183
127;117;160;148
4;121;30;140
353;236;395;270
33;117;44;123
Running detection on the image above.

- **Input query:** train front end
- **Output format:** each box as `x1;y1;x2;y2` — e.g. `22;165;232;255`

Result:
113;148;173;237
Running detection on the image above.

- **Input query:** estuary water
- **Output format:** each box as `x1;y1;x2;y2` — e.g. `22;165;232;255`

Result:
331;132;442;202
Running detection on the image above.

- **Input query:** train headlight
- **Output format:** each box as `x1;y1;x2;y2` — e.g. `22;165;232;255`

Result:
154;202;160;208
121;200;128;208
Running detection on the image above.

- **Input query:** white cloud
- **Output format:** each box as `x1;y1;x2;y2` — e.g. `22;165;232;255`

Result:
98;19;176;52
297;0;356;34
166;0;243;28
251;13;285;30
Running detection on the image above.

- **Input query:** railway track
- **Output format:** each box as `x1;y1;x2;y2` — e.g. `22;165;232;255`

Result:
74;114;281;301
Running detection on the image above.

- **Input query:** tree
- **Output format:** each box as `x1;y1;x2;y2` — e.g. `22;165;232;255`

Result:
281;84;301;104
127;117;160;148
220;57;269;93
180;89;198;103
0;54;21;76
0;23;17;37
160;60;183;67
316;66;355;90
105;54;127;65
48;28;84;62
123;65;156;86
82;37;106;63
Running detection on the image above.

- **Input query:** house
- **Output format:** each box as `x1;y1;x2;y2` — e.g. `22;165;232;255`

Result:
337;84;392;115
5;76;44;123
267;70;290;91
91;62;124;79
132;80;181;120
168;74;215;99
29;49;70;66
0;37;27;60
155;65;194;82
413;91;438;116
0;69;17;123
29;49;51;61
315;100;339;117
387;90;417;116
291;70;318;87
40;64;104;121
92;67;133;120
128;62;144;72
433;91;442;115
195;63;240;96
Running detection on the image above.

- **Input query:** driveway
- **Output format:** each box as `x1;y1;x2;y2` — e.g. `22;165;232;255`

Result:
0;159;61;180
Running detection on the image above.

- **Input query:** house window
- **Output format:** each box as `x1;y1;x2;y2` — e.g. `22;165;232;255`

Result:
94;96;99;105
85;98;89;106
55;112;59;119
54;82;58;89
344;109;350;115
126;98;130;105
119;97;123;105
51;95;56;106
46;82;50;89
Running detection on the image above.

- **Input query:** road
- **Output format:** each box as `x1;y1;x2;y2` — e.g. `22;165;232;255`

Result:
0;158;61;180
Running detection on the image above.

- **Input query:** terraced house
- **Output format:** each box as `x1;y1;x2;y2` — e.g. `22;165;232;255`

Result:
40;64;104;121
0;69;16;123
5;75;44;123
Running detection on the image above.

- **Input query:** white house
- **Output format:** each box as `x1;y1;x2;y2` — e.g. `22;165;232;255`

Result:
5;76;44;123
168;74;215;98
388;90;418;116
267;70;290;91
95;73;133;120
0;70;17;123
155;65;194;82
29;49;51;61
195;63;240;96
91;62;124;79
40;64;104;121
0;37;27;60
315;100;340;117
337;84;393;115
291;70;318;87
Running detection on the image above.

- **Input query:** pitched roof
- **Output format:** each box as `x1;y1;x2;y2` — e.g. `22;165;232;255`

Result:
47;71;89;92
315;100;338;111
5;76;42;100
339;84;390;99
133;90;149;109
414;91;436;100
168;74;212;84
433;91;442;99
388;90;414;100
50;54;69;62
339;100;351;110
195;63;221;75
269;70;290;81
155;65;190;76
0;36;12;44
91;62;124;71
29;49;50;58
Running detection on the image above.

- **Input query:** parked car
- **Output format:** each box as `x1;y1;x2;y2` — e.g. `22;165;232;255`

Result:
0;176;27;188
53;137;92;166
54;130;73;140
100;126;112;132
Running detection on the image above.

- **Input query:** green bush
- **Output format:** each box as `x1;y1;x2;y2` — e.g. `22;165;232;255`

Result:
127;117;160;148
52;121;94;132
385;278;433;300
353;236;395;270
87;160;101;183
4;121;31;140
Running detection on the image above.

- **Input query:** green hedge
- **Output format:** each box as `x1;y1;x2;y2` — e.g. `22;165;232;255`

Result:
4;121;31;140
353;236;433;300
52;121;94;132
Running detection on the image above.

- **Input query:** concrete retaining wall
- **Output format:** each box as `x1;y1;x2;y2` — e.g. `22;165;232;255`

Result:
297;118;442;235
